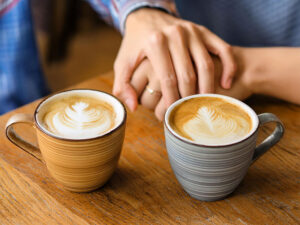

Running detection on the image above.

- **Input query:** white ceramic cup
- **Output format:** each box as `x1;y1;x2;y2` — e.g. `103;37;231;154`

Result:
164;94;284;201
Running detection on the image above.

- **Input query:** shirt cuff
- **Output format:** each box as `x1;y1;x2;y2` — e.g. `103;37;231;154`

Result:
119;0;177;34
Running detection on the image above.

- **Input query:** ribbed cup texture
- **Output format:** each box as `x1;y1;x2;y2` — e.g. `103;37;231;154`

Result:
36;124;125;192
165;126;258;201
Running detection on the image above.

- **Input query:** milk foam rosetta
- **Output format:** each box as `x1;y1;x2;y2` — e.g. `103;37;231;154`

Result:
41;95;116;139
169;97;252;145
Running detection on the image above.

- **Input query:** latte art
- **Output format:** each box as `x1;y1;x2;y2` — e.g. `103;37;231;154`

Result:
169;97;252;145
41;95;116;139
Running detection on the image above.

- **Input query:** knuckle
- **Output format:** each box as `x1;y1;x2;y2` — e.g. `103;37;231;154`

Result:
168;24;183;35
182;72;196;85
201;58;214;71
112;87;122;97
186;23;204;33
149;32;165;45
162;75;177;87
198;25;208;33
184;22;195;31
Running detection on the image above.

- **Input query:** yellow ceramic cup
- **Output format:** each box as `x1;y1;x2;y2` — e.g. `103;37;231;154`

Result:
5;89;126;192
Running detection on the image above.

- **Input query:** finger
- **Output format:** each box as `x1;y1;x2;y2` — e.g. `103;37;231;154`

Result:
200;26;237;89
140;79;161;110
130;60;150;97
113;40;146;112
146;32;179;107
167;25;197;97
154;98;166;121
113;57;138;111
188;32;214;94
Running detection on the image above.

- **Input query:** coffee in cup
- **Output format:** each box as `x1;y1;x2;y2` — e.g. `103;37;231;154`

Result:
37;91;118;139
169;97;252;145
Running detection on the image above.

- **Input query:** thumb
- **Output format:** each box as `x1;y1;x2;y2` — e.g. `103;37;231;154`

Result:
113;63;138;112
123;84;138;112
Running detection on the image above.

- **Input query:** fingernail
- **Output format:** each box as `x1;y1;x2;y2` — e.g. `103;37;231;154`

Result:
125;99;135;112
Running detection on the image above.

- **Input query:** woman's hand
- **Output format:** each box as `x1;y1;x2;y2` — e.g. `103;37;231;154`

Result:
113;8;237;113
131;47;253;120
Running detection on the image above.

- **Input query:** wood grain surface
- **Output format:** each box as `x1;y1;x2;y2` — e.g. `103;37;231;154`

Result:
0;72;299;225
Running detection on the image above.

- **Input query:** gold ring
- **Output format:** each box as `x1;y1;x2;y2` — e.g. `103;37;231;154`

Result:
146;86;161;95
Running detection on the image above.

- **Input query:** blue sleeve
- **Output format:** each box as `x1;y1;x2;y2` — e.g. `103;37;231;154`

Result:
85;0;177;33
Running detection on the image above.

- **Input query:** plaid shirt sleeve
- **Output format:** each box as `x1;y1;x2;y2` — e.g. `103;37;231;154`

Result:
85;0;177;34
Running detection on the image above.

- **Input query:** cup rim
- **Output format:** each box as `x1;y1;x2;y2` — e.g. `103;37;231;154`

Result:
164;94;259;148
34;88;127;141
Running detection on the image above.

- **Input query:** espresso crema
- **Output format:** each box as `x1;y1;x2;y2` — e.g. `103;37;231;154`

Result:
39;94;116;139
169;97;252;145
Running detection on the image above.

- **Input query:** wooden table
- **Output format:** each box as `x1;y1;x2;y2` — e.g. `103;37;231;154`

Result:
0;72;299;224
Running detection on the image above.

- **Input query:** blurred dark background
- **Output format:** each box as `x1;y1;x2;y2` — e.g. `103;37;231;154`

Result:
31;0;122;91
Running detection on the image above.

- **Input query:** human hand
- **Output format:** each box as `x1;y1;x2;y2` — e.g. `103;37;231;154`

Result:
113;8;237;113
131;47;253;120
214;47;253;100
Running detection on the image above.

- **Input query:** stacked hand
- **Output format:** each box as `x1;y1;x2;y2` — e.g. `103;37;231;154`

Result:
113;8;238;120
131;47;253;119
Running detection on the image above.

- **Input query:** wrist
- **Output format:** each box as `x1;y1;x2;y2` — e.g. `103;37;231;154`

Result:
233;47;266;95
126;8;163;27
125;8;175;33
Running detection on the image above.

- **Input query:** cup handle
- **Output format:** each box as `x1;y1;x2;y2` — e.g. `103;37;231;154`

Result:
252;113;284;163
5;113;42;161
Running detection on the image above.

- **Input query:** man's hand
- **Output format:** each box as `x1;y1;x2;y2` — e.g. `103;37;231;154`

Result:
113;8;236;113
